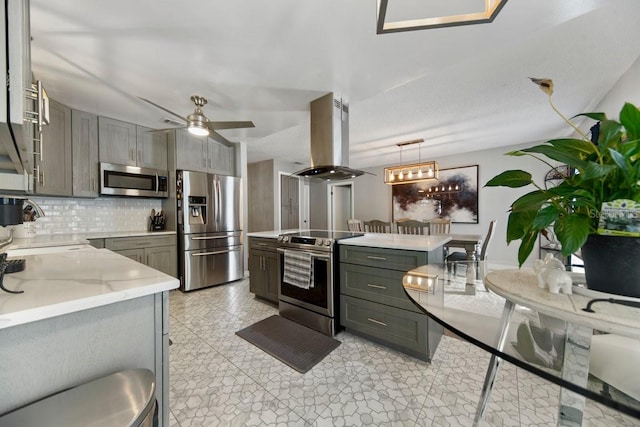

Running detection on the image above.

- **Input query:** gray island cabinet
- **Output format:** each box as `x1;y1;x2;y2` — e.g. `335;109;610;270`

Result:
338;234;450;361
0;245;178;426
248;236;279;303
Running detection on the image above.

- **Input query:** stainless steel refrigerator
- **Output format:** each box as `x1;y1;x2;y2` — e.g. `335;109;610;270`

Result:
176;170;243;291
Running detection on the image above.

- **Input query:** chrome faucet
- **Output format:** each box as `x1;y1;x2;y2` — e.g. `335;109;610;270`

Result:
23;198;45;220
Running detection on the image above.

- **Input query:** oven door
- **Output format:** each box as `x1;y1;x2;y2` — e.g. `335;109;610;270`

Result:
277;247;333;317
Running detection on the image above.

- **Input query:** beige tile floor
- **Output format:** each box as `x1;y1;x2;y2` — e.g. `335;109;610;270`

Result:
167;278;639;426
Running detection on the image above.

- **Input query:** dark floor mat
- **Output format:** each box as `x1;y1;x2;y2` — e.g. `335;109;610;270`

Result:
235;315;341;373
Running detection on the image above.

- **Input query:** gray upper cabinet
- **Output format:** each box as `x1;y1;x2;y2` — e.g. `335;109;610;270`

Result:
175;130;208;172
136;126;167;170
35;99;72;196
98;117;168;170
71;109;99;197
98;117;137;166
175;129;235;175
206;139;235;176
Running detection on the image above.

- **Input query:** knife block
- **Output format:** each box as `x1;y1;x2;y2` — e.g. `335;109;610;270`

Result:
148;216;166;231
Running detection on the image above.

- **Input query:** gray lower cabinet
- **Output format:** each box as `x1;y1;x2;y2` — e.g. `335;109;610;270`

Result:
145;245;177;277
104;234;177;278
87;238;105;249
339;245;443;361
248;237;279;303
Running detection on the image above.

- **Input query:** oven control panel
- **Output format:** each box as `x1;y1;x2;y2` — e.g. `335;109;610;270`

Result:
277;235;333;247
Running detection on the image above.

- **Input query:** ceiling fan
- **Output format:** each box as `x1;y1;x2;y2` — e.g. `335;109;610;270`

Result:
138;95;255;144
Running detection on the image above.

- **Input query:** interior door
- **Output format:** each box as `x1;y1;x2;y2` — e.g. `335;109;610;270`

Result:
329;183;353;231
280;174;299;229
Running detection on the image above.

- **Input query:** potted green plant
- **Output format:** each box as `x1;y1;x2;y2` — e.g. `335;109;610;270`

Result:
485;78;640;297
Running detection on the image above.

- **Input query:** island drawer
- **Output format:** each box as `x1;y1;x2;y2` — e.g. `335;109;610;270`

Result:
249;237;277;251
340;295;429;359
105;234;177;251
340;263;421;312
339;245;427;271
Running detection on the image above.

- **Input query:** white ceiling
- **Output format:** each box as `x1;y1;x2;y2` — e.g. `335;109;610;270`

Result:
29;0;640;169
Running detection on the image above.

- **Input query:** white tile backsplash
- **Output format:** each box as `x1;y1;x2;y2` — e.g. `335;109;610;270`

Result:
28;197;163;235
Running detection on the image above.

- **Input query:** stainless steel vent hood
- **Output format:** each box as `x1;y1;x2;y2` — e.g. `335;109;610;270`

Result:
294;93;366;181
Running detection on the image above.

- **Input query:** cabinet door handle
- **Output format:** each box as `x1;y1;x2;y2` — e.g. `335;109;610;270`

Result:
367;283;387;290
39;131;44;162
367;256;387;261
367;318;387;327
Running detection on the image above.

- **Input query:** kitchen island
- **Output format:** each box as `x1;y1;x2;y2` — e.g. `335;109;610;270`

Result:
0;244;178;426
246;230;452;360
338;233;451;361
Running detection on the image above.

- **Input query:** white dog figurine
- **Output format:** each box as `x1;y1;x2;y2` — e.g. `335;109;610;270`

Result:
533;254;572;294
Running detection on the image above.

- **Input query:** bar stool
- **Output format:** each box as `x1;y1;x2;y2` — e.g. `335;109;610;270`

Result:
0;369;157;427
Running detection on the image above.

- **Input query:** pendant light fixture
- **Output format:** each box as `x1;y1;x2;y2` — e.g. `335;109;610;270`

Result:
384;139;439;185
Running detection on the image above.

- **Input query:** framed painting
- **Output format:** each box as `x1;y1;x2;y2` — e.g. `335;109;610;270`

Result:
392;165;479;224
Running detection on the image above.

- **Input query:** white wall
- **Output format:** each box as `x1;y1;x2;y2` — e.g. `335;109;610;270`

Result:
590;55;640;121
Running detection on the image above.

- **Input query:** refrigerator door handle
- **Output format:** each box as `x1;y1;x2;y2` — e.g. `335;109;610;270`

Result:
215;177;221;227
191;236;230;240
191;248;238;257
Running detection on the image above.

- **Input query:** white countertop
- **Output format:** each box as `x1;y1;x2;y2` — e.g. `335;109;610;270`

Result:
339;233;452;251
247;229;300;238
0;246;179;329
4;230;177;252
82;230;177;239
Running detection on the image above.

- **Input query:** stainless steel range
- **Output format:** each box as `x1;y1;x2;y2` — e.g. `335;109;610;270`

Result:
276;230;363;336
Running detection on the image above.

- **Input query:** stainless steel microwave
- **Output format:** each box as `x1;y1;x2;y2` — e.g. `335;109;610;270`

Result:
100;163;169;198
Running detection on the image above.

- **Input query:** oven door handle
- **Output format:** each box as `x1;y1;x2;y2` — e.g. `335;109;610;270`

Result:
277;248;331;260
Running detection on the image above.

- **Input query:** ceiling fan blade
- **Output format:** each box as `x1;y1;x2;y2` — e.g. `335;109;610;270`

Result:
208;120;255;130
209;129;233;145
138;97;189;122
145;126;187;133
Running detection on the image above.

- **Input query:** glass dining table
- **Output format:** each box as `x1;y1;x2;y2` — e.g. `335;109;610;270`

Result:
402;260;640;426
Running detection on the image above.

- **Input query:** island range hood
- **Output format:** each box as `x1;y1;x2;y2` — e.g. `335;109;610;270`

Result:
294;93;366;181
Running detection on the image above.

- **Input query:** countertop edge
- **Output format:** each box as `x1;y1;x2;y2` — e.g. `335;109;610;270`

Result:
338;234;452;251
0;278;179;330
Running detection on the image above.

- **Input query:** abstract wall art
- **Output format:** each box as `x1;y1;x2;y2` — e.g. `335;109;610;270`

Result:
392;165;479;224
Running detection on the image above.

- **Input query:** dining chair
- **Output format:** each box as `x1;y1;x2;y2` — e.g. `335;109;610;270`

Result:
396;219;429;235
428;218;451;235
363;220;392;233
447;220;497;275
347;219;364;232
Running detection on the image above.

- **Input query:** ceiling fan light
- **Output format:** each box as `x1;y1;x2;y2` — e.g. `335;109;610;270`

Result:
188;124;209;136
